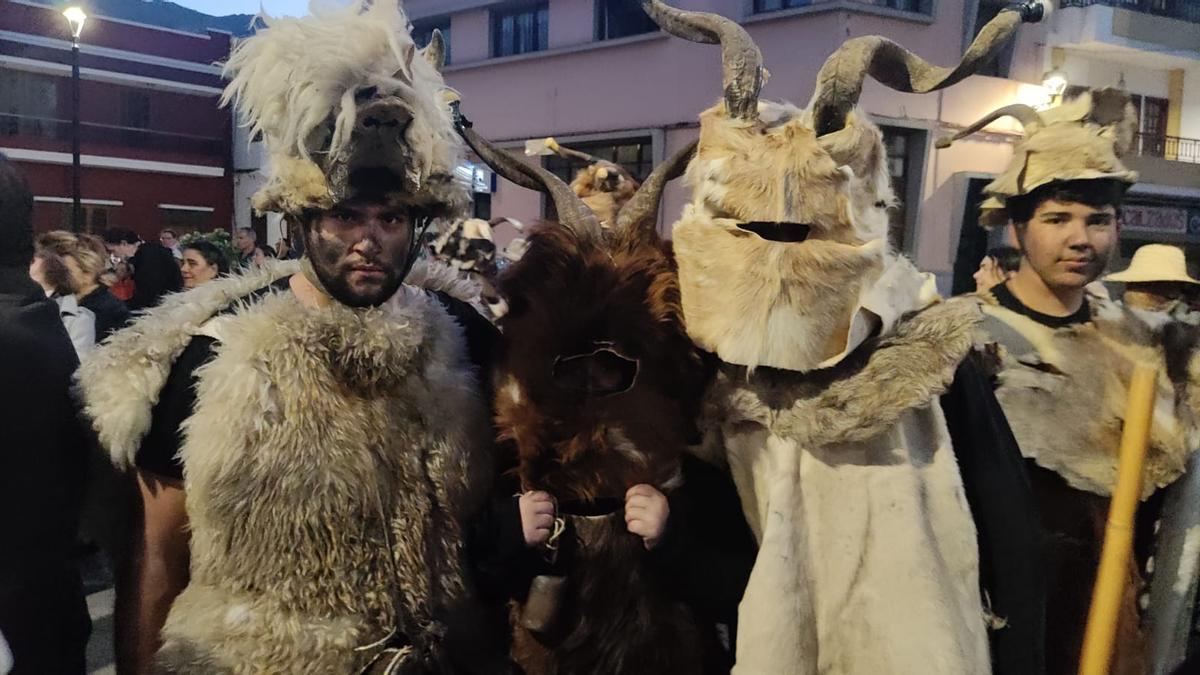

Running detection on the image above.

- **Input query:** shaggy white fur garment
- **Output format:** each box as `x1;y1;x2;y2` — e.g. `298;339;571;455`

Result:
76;258;482;470
77;258;491;673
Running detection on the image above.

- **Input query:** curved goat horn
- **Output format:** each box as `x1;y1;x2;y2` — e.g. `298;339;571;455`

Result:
810;1;1044;137
456;113;602;243
641;0;764;120
935;104;1043;148
421;29;446;73
616;140;698;242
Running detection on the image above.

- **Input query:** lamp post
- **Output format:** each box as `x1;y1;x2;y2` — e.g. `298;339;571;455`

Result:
63;7;87;232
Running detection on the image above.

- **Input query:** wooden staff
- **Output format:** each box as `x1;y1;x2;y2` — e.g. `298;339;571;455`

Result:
1079;363;1159;675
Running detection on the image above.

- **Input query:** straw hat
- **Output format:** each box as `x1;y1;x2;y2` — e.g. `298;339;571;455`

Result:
1105;244;1200;285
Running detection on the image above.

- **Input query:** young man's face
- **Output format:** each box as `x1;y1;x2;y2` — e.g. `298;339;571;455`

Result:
305;197;414;308
1012;199;1118;290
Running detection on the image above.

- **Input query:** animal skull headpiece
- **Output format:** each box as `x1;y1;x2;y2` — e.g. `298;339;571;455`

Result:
642;0;1043;371
221;0;466;217
938;88;1139;227
537;138;640;229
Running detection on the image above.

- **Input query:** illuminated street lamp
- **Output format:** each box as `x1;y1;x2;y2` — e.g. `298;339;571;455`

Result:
63;7;87;231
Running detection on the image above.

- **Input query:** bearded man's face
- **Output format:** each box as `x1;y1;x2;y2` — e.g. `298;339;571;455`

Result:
305;196;414;307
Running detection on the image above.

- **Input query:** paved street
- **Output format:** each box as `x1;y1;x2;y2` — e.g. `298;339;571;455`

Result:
86;588;115;675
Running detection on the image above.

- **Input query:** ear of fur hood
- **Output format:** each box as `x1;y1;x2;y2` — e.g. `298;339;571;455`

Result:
77;258;481;470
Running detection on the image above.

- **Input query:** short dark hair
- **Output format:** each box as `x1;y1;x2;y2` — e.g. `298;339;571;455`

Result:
0;152;34;267
103;227;141;245
1006;179;1128;226
986;246;1021;274
160;228;178;238
236;227;256;239
182;240;230;275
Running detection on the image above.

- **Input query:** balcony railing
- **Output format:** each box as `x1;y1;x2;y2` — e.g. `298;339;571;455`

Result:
1060;0;1200;23
1134;132;1200;164
0;113;227;157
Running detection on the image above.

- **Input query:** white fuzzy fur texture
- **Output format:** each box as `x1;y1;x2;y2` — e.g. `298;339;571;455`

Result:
221;0;462;213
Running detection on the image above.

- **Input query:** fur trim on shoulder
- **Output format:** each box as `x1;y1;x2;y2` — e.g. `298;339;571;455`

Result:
792;297;981;445
702;297;980;450
77;261;299;469
77;258;481;470
976;296;1195;497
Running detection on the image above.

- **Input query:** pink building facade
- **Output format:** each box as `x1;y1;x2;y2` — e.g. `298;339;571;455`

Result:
408;0;1200;293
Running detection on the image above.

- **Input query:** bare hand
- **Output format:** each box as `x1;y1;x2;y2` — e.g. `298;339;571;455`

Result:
625;484;669;550
519;491;556;547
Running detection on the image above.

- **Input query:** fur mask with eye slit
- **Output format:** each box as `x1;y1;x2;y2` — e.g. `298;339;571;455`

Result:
642;0;1044;372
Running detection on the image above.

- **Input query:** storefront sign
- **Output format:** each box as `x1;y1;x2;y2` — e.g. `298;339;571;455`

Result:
1122;204;1188;235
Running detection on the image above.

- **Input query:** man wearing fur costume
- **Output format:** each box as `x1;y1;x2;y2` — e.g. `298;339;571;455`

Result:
641;2;1048;673
942;89;1200;673
76;3;507;673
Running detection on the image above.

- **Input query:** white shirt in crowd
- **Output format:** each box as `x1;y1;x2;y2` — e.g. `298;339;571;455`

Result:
53;294;96;360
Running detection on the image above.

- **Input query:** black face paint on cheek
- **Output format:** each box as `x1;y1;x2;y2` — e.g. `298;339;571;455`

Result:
306;222;407;308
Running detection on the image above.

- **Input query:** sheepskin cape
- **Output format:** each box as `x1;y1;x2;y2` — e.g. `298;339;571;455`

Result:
77;260;493;673
694;259;992;675
975;290;1198;498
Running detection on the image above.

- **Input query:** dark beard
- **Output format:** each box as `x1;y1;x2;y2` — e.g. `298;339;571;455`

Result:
306;239;403;308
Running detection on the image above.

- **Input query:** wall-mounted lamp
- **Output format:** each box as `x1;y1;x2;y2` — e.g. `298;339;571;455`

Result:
1042;69;1069;99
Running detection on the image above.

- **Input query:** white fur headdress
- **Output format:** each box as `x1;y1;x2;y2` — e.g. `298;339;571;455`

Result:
221;0;466;216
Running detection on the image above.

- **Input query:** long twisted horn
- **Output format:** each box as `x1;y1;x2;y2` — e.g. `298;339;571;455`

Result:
454;110;602;243
935;104;1043;148
810;1;1044;136
616;140;697;242
641;0;763;120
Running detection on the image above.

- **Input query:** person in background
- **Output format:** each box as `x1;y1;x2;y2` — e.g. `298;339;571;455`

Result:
103;227;182;311
973;245;1021;293
159;229;182;260
180;240;229;289
233;227;257;268
1104;243;1200;315
273;236;300;260
250;245;274;267
64;233;130;341
30;232;96;359
109;260;134;302
0;151;92;675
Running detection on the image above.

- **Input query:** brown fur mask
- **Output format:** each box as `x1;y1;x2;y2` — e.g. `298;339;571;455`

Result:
458;118;704;501
642;0;1043;371
457;113;718;675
